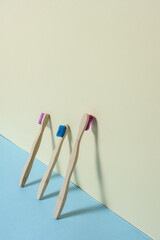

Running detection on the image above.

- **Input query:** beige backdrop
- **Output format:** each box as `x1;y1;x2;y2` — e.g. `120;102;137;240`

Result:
1;1;160;239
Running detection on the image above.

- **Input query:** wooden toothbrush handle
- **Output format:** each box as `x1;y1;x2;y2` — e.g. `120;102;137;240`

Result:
37;140;63;199
54;179;70;219
54;140;80;219
19;129;44;187
37;168;52;200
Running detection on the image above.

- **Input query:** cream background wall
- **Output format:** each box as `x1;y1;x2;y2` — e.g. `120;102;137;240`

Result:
0;1;160;239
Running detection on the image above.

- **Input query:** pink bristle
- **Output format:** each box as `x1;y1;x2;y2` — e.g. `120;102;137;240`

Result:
38;113;45;124
85;114;93;131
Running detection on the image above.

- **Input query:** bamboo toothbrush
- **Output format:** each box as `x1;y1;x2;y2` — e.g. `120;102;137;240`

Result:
19;113;50;187
37;124;69;200
54;113;93;219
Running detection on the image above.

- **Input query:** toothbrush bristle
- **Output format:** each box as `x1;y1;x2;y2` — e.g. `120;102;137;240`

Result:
56;125;66;137
38;113;45;124
85;114;93;131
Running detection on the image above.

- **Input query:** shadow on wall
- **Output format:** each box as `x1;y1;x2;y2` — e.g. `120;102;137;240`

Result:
67;129;73;154
92;117;107;206
48;117;55;151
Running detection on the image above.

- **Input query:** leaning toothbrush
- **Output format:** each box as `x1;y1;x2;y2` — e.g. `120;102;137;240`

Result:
54;113;93;219
19;113;50;187
37;125;69;200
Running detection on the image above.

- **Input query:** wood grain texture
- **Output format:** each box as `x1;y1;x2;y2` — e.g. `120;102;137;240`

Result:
37;125;69;200
54;113;89;219
19;114;50;187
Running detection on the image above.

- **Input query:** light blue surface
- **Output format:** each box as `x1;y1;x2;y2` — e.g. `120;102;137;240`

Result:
0;135;151;240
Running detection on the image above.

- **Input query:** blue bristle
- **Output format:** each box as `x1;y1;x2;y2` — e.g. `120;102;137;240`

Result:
56;125;66;137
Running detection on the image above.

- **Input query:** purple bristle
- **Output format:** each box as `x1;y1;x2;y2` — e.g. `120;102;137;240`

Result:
38;113;45;124
85;114;93;131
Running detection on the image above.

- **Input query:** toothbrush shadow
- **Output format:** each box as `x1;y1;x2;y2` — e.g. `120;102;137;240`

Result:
48;117;55;150
92;117;108;206
60;205;104;219
25;178;43;187
25;172;60;187
42;185;77;200
68;121;80;186
67;129;73;154
41;190;60;200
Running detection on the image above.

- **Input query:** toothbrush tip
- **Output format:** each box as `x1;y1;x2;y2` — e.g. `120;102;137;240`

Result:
56;125;67;137
85;114;93;131
38;113;45;124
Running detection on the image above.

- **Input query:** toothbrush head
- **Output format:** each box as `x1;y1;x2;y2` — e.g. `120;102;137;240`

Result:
38;113;45;124
56;125;67;137
85;114;93;131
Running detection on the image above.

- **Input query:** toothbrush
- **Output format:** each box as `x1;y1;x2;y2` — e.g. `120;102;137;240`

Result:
19;113;50;187
54;113;93;219
37;125;69;200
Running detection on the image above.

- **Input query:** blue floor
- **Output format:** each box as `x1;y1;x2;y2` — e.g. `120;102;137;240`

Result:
0;135;151;240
